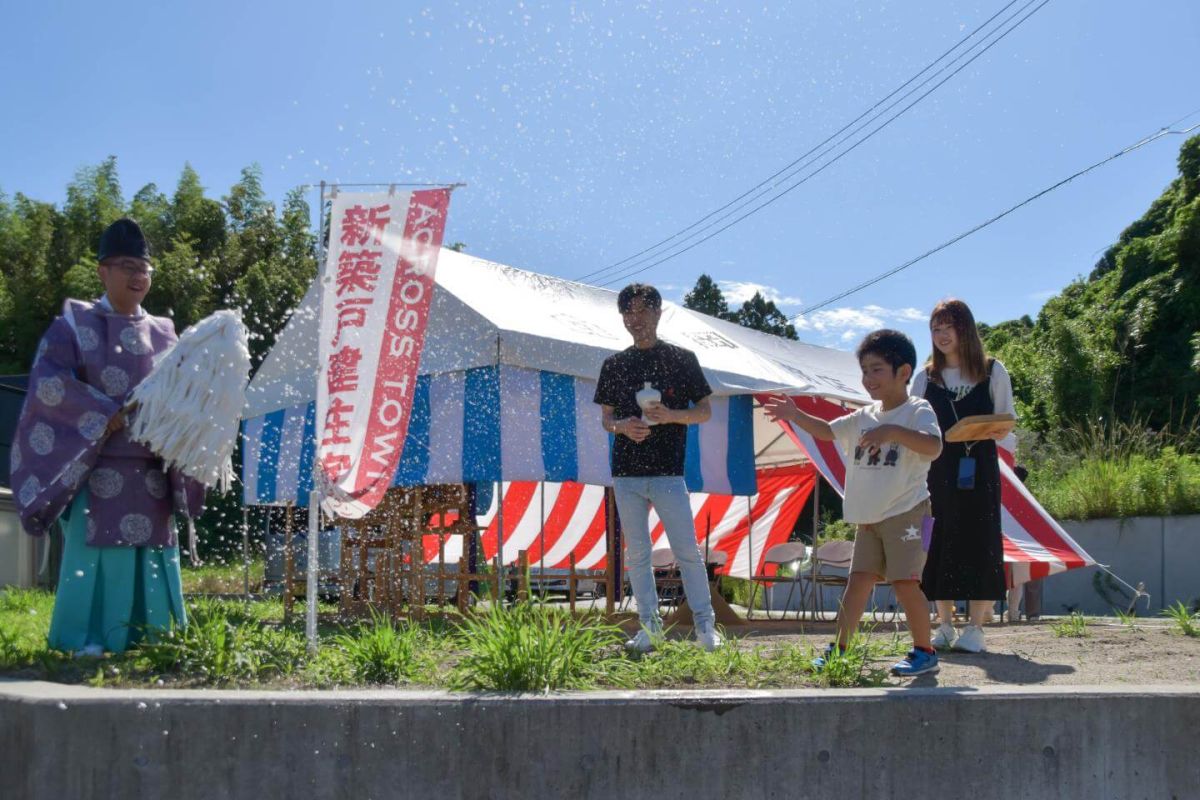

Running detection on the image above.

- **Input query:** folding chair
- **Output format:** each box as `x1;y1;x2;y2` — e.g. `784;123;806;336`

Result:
807;540;855;621
651;548;685;615
746;542;809;621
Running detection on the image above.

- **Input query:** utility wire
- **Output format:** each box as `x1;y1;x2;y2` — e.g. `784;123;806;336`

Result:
793;115;1200;319
587;0;1043;286
593;0;1050;288
573;0;1025;284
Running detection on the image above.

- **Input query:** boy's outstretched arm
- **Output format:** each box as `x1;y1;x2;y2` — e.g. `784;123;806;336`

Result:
762;394;836;441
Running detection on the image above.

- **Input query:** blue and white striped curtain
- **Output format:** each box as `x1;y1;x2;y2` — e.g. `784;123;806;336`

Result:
241;365;756;506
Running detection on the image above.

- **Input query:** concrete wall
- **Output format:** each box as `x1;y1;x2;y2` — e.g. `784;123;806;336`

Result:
766;516;1200;617
1044;516;1200;615
2;681;1197;800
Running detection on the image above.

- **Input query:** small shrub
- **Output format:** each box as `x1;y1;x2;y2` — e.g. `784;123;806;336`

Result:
1051;612;1090;638
450;603;624;692
1162;602;1200;637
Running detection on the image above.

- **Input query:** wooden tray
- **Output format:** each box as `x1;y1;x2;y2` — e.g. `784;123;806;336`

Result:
944;413;1015;442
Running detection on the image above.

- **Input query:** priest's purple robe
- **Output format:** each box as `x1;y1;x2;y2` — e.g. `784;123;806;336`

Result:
10;298;206;547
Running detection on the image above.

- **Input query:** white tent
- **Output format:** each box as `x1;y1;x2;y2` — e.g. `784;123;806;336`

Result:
240;249;865;505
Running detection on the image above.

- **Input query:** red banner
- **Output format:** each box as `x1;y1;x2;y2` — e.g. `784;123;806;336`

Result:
316;189;452;518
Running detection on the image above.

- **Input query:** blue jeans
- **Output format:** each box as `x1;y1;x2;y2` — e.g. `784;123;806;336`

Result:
613;475;715;630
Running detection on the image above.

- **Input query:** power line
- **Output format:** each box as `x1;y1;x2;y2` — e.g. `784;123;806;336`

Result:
793;115;1200;319
592;0;1050;289
572;0;1025;284
576;0;1047;286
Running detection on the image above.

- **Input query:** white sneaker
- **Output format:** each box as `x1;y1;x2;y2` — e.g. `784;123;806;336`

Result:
695;622;724;652
625;627;661;653
931;623;957;649
954;624;986;653
73;644;104;658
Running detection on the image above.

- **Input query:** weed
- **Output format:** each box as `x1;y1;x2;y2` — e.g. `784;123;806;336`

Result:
333;611;429;685
1161;602;1200;637
450;603;624;692
1051;612;1090;638
1114;608;1140;632
810;632;891;688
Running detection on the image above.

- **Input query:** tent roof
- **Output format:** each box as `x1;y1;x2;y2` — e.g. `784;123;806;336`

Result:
245;249;868;419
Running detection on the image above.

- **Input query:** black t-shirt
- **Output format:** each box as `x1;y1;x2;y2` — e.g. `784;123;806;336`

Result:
593;341;712;477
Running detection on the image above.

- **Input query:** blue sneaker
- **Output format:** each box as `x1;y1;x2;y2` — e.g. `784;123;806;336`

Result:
891;648;939;677
811;643;845;671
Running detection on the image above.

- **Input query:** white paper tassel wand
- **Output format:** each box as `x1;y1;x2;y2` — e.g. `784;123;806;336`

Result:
126;310;252;492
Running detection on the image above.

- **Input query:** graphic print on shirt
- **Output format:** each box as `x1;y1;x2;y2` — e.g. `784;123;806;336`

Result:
853;429;902;469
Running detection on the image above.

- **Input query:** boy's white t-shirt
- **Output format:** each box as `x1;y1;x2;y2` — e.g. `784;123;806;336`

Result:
829;395;942;525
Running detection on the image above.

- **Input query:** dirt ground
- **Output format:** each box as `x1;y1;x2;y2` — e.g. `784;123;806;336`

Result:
700;614;1200;687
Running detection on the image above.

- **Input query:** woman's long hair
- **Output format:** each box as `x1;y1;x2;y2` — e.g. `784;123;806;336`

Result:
928;298;988;385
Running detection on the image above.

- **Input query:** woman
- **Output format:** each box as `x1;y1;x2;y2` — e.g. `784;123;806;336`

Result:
912;299;1015;653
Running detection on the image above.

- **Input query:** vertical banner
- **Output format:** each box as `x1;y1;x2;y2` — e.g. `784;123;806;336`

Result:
316;188;452;518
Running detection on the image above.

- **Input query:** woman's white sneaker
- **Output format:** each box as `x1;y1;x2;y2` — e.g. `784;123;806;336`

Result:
931;623;957;649
953;624;986;653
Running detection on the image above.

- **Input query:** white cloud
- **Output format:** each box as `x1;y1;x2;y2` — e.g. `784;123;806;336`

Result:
717;280;804;308
795;304;927;345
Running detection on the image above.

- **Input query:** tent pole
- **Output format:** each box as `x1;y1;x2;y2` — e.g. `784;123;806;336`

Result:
494;335;504;606
495;480;504;605
539;481;546;597
306;179;329;655
746;494;755;613
242;506;250;601
812;470;820;541
306;491;320;653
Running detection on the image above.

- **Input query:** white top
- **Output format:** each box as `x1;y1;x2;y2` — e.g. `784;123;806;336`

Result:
910;360;1016;452
829;395;942;525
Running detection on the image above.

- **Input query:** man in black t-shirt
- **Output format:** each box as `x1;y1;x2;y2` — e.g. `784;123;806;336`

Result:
594;283;722;652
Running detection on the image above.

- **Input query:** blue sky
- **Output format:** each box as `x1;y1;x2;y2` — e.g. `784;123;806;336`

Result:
3;0;1198;362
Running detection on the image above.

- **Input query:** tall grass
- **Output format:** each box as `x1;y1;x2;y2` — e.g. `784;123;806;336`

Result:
333;611;431;684
1023;417;1200;519
450;603;624;691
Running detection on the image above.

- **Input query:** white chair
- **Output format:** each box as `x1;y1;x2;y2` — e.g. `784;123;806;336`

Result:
747;542;809;621
806;540;855;621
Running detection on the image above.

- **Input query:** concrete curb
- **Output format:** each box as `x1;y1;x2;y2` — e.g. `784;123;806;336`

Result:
3;681;1197;799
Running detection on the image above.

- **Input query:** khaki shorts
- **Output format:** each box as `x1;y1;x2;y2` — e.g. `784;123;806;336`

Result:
850;499;931;583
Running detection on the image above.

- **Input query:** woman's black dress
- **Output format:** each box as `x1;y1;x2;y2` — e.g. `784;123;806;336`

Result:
920;361;1006;601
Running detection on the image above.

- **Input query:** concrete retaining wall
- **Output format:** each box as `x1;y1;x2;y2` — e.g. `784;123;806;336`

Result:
1045;515;1200;615
2;681;1197;800
765;516;1200;617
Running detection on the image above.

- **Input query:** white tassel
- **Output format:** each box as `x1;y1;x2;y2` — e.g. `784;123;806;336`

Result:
126;310;251;493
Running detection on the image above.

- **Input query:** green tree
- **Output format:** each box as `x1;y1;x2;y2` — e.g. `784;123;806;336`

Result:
982;133;1200;434
732;292;798;340
683;273;732;320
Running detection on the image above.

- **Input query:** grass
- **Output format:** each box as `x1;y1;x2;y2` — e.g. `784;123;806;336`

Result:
181;558;265;594
1023;418;1200;520
1051;612;1091;638
1161;601;1200;637
333;610;434;685
1114;608;1141;632
0;590;962;691
450;603;625;691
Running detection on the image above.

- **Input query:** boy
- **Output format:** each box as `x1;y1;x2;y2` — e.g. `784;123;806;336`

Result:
763;329;942;676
